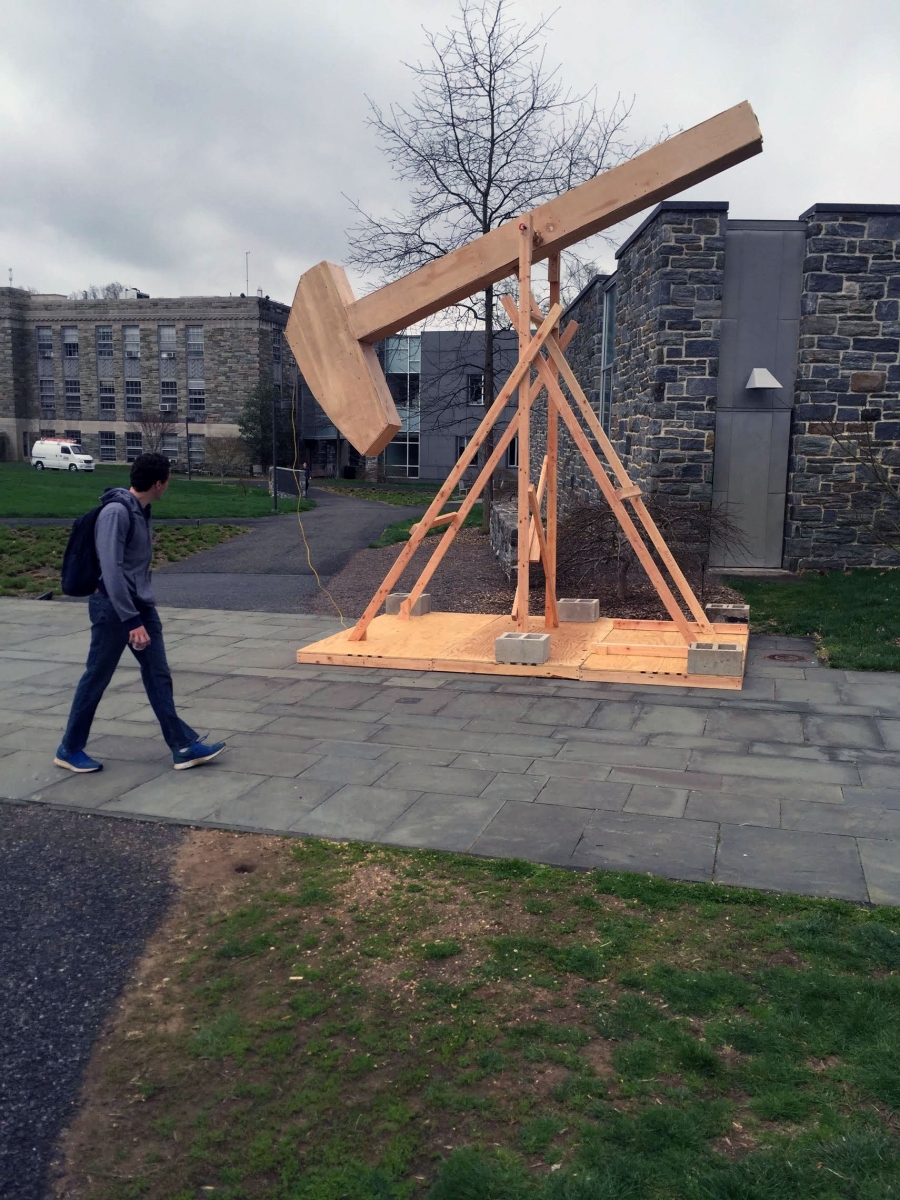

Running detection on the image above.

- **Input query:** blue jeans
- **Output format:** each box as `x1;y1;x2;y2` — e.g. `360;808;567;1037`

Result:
62;594;198;754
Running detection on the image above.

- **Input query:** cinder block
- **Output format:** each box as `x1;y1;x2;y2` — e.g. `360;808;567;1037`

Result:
495;632;552;665
688;641;744;676
704;602;750;622
557;598;600;623
385;592;431;616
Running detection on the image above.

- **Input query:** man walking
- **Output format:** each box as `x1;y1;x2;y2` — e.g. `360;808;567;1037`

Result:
54;453;226;773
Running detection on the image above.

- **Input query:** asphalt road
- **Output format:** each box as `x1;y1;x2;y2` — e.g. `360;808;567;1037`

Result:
0;805;183;1200
151;487;426;611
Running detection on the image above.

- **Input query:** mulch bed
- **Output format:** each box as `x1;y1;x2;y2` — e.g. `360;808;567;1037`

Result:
305;527;744;621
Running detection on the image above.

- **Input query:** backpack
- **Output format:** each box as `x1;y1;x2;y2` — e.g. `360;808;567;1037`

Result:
60;503;134;597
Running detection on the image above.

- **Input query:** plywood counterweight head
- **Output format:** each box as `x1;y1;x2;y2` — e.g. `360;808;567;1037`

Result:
285;261;401;457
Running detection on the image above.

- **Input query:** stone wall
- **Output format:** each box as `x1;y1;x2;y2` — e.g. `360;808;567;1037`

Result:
784;205;900;569
527;202;726;522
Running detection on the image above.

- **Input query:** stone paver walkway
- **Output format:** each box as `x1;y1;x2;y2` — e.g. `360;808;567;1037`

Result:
1;597;899;904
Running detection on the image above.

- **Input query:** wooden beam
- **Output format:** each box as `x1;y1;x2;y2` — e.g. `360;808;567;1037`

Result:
409;510;457;536
529;484;558;628
347;103;762;342
347;302;562;640
515;217;533;632
545;256;561;630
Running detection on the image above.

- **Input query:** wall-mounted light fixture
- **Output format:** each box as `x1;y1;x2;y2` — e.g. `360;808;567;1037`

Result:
746;367;782;389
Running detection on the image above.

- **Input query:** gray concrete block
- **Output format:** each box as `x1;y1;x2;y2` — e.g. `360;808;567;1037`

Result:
557;598;600;622
495;632;551;665
704;602;750;621
385;592;431;616
687;642;744;676
715;824;868;902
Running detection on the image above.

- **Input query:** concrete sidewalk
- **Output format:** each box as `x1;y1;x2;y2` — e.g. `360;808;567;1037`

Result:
1;597;899;905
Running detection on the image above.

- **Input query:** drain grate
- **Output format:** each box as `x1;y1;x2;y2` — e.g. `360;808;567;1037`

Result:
764;652;809;663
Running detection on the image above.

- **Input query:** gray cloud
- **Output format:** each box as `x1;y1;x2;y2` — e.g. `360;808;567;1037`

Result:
1;0;897;303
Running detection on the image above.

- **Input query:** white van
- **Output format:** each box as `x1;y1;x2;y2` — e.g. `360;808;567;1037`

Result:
31;438;95;472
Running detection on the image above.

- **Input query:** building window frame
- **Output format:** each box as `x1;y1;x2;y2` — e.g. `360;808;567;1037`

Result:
62;326;79;358
125;432;143;463
96;325;113;357
506;435;518;470
64;379;82;416
466;372;484;406
455;434;471;460
99;431;117;462
125;380;142;414
99;382;116;417
160;380;178;412
123;325;141;359
36;327;53;359
384;430;419;479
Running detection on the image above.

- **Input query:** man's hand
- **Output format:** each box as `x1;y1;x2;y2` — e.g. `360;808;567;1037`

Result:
129;625;151;651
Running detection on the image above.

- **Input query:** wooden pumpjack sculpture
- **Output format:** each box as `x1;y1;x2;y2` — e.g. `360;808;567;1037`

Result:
289;102;761;687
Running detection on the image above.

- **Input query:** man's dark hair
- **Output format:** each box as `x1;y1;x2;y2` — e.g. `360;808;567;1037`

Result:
130;453;171;492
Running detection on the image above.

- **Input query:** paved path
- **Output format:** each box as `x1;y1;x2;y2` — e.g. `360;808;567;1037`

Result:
150;487;425;611
0;804;182;1200
1;597;899;904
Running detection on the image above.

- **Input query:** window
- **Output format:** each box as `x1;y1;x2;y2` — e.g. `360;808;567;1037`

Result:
188;382;205;414
64;429;81;444
467;372;484;406
186;325;203;354
39;427;56;438
39;379;55;413
64;380;81;415
158;325;176;358
125;432;142;462
272;331;282;364
99;382;116;415
599;283;616;435
506;435;518;469
36;327;53;358
455;434;471;460
96;326;113;357
384;431;419;479
384;336;421;408
123;325;140;358
99;431;117;462
60;445;71;455
188;433;205;467
125;380;142;413
160;380;178;410
62;326;79;357
161;434;179;462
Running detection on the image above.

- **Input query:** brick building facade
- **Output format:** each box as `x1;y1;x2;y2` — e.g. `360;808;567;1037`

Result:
0;289;296;467
527;201;900;572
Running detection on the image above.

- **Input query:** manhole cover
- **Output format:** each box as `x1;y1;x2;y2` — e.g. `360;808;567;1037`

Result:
764;652;809;663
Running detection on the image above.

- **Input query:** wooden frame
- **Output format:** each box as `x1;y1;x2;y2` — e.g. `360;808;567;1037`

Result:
292;101;762;687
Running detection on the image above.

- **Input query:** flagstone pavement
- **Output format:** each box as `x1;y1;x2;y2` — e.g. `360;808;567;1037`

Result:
1;597;899;905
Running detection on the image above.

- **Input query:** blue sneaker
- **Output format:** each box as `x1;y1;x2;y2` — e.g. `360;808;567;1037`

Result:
172;738;226;770
54;746;103;773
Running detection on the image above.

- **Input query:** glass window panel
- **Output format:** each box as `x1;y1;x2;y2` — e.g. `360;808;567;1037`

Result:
467;373;484;405
96;326;113;356
123;325;141;356
186;325;203;351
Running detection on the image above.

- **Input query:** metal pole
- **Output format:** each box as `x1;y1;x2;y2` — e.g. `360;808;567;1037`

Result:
185;415;191;482
271;390;278;512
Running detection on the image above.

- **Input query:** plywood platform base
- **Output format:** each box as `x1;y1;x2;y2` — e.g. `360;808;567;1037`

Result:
297;613;750;690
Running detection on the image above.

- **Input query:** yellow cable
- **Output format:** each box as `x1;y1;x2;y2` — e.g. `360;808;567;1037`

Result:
289;385;347;627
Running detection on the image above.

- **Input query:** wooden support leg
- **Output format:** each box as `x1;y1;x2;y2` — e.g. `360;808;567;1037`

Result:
546;254;561;630
515;216;533;633
347;302;562;641
528;485;558;626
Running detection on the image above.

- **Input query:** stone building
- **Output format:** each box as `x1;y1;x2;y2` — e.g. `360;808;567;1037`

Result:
0;289;295;467
528;201;900;572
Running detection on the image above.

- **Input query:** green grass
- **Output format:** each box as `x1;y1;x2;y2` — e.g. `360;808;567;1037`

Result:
0;462;316;518
62;838;900;1199
317;479;448;507
729;568;900;671
371;504;484;548
0;524;248;596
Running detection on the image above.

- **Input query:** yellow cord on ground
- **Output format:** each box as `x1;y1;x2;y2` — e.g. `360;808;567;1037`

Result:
289;388;347;627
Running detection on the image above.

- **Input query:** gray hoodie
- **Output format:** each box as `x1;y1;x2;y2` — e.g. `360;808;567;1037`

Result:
95;487;155;630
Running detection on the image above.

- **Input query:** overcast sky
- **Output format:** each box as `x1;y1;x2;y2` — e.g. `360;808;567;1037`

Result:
2;0;898;305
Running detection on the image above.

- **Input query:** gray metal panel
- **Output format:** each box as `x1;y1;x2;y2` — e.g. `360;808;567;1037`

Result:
711;224;804;568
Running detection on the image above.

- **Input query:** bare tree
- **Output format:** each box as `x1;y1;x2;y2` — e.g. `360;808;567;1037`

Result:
68;281;125;300
345;0;643;523
205;436;249;484
127;411;178;456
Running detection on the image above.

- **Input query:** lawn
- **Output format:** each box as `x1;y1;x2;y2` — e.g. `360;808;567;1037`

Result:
729;569;900;672
0;463;316;518
0;524;248;597
371;504;484;548
59;834;900;1199
317;479;448;507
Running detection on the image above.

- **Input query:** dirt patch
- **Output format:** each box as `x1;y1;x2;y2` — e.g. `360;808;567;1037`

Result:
303;526;743;620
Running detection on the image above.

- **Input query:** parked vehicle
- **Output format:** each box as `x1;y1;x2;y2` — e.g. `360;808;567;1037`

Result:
30;438;95;472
